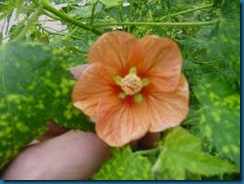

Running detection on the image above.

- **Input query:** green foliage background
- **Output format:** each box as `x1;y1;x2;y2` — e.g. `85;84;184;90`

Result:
0;0;240;180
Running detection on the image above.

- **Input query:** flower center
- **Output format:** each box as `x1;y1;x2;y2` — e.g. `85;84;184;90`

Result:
121;74;142;95
114;67;150;103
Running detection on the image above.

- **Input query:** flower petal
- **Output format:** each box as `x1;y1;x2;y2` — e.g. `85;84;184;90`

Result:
139;36;182;92
146;75;189;132
95;97;150;147
88;31;144;76
71;64;116;118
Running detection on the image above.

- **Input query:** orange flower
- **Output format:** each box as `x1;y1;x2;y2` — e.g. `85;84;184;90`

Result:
72;31;189;147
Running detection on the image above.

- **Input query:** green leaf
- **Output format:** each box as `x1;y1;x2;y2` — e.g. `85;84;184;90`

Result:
0;42;92;169
208;1;240;86
152;127;239;180
193;75;240;165
94;146;153;180
70;3;103;18
90;0;99;4
98;0;123;8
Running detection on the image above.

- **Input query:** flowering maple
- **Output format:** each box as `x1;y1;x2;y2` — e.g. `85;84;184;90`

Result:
72;31;189;147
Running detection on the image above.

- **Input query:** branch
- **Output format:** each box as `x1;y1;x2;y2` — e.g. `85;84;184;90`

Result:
33;0;103;35
92;19;219;28
168;3;213;18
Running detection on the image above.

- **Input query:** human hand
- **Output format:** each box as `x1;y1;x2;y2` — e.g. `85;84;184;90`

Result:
1;122;110;180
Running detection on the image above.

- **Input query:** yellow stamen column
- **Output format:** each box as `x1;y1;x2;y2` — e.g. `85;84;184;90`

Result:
114;67;149;104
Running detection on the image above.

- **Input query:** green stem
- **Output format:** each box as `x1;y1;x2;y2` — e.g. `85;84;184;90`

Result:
43;10;61;21
119;5;124;29
67;46;88;54
33;0;102;35
168;3;213;18
15;7;42;41
41;27;83;40
63;27;78;40
92;19;219;28
133;147;159;156
90;2;97;25
127;0;134;32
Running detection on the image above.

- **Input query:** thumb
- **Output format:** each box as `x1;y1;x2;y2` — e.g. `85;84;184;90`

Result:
2;131;110;180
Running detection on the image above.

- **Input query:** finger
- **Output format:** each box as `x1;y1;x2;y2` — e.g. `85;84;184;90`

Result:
70;64;88;80
39;121;69;142
29;121;69;145
2;131;110;180
138;133;160;149
46;120;69;136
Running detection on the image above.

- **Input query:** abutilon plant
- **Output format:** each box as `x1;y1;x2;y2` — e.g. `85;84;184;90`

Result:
72;31;189;146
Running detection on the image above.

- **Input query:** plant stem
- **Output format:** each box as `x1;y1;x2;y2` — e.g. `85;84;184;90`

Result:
90;2;97;25
15;7;42;41
43;10;61;21
168;3;213;18
119;4;124;29
63;27;79;40
133;147;159;156
68;46;88;54
92;19;219;28
41;27;83;40
33;0;102;35
127;0;134;32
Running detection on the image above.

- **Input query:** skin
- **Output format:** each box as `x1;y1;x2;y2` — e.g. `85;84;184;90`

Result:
1;129;110;180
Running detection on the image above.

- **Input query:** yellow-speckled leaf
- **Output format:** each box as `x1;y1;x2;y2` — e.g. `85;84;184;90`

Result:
194;74;240;165
94;146;153;180
0;42;92;169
